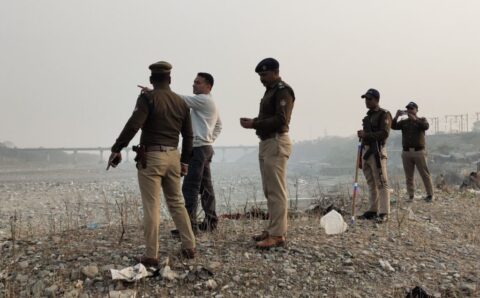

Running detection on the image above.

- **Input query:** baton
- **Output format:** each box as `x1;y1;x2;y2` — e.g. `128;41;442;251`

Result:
351;138;362;223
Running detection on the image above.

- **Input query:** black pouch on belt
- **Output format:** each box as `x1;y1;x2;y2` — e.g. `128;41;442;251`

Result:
132;145;147;169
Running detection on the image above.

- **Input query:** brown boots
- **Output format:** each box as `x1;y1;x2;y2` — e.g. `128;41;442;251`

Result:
252;231;269;242
253;231;286;249
181;247;196;259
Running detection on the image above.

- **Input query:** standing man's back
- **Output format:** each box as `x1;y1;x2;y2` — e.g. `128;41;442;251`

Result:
108;61;197;265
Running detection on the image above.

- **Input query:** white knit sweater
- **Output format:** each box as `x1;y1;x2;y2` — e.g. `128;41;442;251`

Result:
178;93;222;147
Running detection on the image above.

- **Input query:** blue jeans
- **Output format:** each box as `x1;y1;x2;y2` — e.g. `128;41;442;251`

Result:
182;145;217;228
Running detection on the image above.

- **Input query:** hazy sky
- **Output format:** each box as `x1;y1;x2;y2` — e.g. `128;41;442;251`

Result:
1;1;479;148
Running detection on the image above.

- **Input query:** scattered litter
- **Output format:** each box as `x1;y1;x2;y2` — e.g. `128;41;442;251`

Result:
108;289;137;298
206;279;218;290
379;259;395;272
110;263;151;282
320;210;348;235
186;266;214;282
407;208;416;220
86;222;98;229
160;265;178;281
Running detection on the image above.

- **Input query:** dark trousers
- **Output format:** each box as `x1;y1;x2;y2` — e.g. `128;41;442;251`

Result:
182;145;217;228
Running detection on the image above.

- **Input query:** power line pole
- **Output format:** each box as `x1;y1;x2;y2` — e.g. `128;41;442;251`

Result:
428;117;439;134
466;114;469;132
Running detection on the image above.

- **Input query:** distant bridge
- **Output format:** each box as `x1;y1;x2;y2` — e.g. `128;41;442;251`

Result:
16;146;257;163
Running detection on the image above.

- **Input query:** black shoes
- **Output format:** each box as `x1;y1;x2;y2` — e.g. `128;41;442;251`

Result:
357;211;378;220
171;221;215;239
181;247;196;259
134;256;159;267
407;195;433;202
198;221;217;232
170;229;180;238
375;213;389;223
357;211;389;223
170;227;198;239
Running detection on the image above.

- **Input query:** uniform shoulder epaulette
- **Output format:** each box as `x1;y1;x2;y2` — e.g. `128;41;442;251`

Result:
279;81;294;91
379;108;391;115
138;92;154;115
144;90;155;96
276;81;295;99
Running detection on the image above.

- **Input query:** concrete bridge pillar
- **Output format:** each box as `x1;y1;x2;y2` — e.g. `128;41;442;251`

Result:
221;148;226;163
125;148;130;163
99;149;104;163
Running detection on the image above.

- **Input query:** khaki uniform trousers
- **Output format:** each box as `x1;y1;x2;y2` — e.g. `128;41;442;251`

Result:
137;151;195;259
258;134;292;237
362;146;390;215
401;149;433;197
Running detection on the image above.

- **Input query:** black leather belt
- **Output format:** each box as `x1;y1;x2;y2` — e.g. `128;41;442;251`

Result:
259;132;287;141
403;146;424;151
145;145;177;152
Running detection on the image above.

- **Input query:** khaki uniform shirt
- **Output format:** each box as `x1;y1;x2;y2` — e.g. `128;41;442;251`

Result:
252;79;295;140
111;86;193;164
362;108;392;146
391;117;429;149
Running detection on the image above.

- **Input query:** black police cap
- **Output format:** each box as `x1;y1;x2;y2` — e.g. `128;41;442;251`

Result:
406;101;418;109
255;58;280;73
361;88;380;100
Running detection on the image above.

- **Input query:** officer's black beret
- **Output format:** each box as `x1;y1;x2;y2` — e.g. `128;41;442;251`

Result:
406;101;418;109
361;88;380;100
255;58;280;73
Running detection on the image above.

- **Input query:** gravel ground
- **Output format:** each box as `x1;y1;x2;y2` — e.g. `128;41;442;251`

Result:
1;167;479;297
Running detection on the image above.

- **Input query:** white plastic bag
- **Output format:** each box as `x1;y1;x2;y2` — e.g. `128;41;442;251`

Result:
320;210;348;235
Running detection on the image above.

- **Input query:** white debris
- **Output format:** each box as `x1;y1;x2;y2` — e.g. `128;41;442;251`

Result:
160;265;178;281
407;207;416;220
206;279;218;290
110;264;151;282
108;290;137;298
379;259;395;272
320;210;348;235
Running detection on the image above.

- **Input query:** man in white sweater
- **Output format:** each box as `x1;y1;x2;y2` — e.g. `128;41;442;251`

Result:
179;73;222;233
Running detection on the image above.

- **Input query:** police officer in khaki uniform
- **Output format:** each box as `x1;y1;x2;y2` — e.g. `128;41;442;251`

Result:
108;61;196;265
240;58;295;248
392;102;433;202
357;88;392;223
